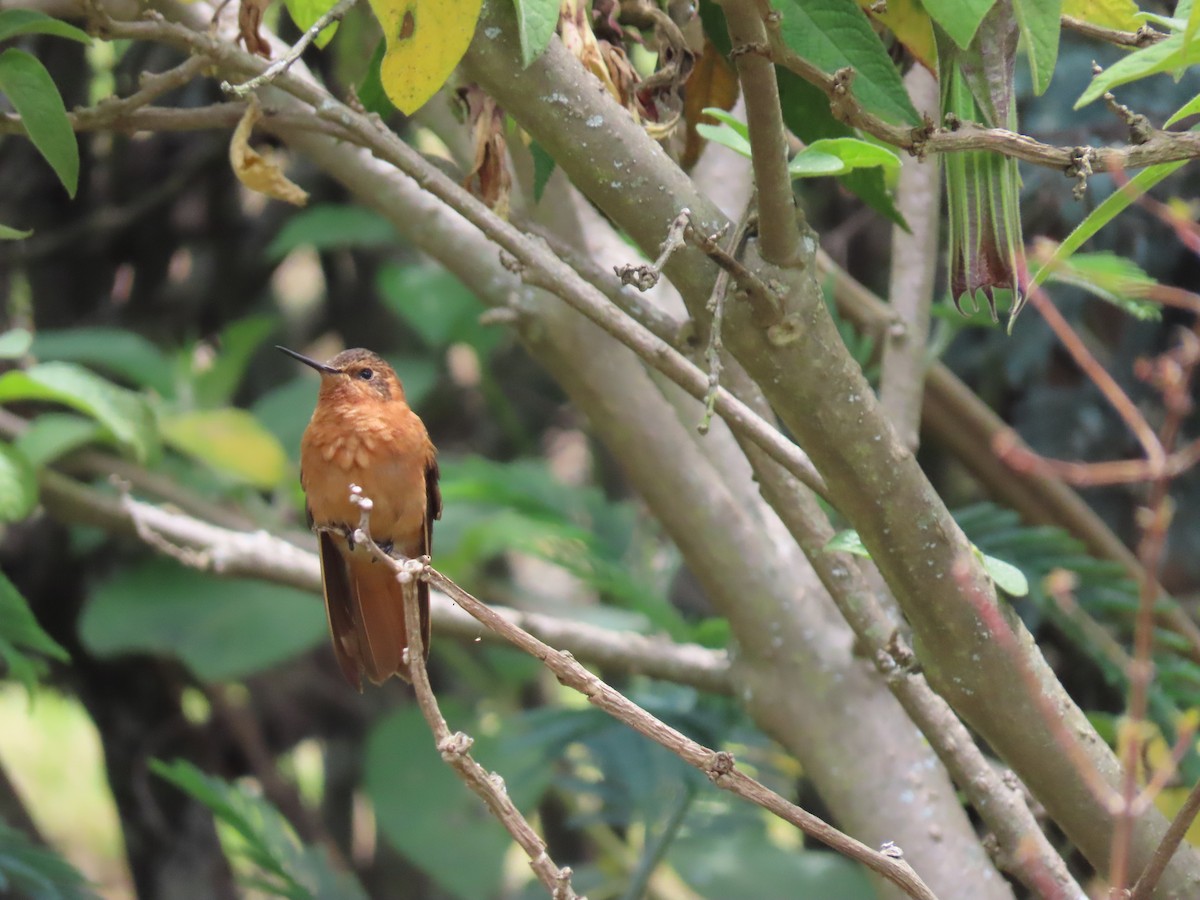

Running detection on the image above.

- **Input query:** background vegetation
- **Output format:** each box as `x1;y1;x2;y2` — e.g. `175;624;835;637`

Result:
3;0;1200;898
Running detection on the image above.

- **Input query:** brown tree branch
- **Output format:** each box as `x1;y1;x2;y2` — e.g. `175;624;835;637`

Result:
31;466;735;694
1061;15;1166;49
721;0;804;267
879;65;940;451
418;562;938;900
458;10;1200;890
761;13;1200;177
342;497;581;900
731;434;1083;898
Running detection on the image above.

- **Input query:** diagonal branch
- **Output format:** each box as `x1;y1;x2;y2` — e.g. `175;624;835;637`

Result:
343;495;581;900
337;523;941;900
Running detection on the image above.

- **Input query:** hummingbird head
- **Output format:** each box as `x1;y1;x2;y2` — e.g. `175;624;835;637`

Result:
276;346;406;405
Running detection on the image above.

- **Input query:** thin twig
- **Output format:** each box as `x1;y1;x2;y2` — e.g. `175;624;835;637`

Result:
1024;282;1166;471
345;490;582;900
613;209;691;291
1131;777;1200;900
1061;15;1166;49
1109;327;1200;895
221;0;359;96
761;16;1200;177
693;204;755;434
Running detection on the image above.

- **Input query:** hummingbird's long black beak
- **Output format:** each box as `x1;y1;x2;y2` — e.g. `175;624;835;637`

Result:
276;345;339;375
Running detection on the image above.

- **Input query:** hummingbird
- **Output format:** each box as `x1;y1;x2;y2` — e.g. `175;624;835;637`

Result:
278;345;441;689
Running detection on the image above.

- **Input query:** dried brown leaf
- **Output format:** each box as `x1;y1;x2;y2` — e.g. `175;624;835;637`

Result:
238;0;273;58
460;87;511;217
229;98;309;207
681;40;739;169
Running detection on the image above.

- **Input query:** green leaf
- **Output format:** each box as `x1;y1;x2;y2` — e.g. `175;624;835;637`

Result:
80;559;326;681
153;759;366;900
192;315;277;408
161;408;289;488
0;49;78;197
670;820;875;899
0;328;32;359
1061;0;1139;32
357;39;396;117
0;222;31;240
0;362;159;463
1013;0;1061;95
1033;248;1161;320
799;137;901;176
823;529;871;557
513;0;558;67
0;9;91;44
1166;91;1200;126
0;441;37;523
694;122;751;157
978;550;1029;597
377;262;498;353
1030;161;1188;290
284;0;338;49
530;139;556;202
32;327;175;396
922;0;996;47
14;413;104;468
786;148;846;177
266;204;398;259
0;819;97;900
771;0;919;125
1075;31;1200;108
0;569;70;696
1185;0;1200;52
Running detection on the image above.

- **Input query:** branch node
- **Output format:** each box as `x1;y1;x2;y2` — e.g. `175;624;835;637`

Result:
829;67;860;123
705;750;736;783
729;41;769;61
499;249;524;274
766;313;803;346
613;208;691;291
1102;90;1154;145
1067;146;1096;200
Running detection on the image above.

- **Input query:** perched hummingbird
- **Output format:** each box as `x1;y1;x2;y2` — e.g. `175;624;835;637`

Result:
278;345;441;690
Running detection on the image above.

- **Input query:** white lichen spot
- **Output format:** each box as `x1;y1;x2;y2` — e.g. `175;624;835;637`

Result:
586;114;604;128
484;26;500;38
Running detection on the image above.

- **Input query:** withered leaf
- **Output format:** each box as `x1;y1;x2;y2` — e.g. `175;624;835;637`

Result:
238;0;273;58
460;86;511;218
229;98;309;207
681;39;739;170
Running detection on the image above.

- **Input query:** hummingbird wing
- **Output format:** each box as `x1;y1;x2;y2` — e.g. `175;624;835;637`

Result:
413;454;441;659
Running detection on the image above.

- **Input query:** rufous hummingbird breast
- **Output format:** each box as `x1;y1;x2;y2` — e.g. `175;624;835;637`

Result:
278;345;441;690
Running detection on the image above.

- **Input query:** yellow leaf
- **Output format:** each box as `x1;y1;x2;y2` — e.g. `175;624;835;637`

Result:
229;98;309;207
1062;0;1141;33
857;0;936;73
368;0;483;115
162;408;289;488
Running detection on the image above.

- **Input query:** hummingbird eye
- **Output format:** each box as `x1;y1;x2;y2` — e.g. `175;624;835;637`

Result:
358;368;374;381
